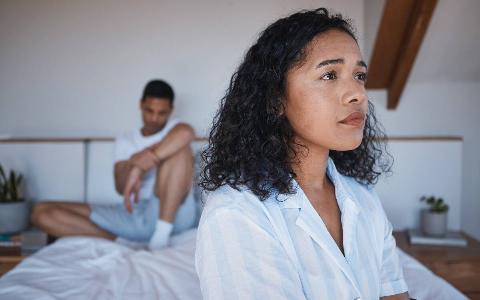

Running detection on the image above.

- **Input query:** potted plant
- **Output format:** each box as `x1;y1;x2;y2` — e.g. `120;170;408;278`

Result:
0;164;30;234
420;195;449;237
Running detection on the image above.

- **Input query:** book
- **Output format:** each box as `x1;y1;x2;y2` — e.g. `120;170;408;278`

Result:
0;234;22;247
407;228;467;247
21;229;47;255
0;229;47;254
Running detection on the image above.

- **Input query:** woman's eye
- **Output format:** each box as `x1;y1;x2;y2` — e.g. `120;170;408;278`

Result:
355;72;368;82
321;71;337;80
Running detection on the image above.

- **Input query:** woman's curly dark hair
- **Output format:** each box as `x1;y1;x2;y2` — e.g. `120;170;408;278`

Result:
200;8;392;201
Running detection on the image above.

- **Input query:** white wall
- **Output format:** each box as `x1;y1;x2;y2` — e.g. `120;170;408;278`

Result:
364;0;480;239
0;0;364;138
375;140;463;231
1;1;479;239
369;82;480;239
0;143;85;201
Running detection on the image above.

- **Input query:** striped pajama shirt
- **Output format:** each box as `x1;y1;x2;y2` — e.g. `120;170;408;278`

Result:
195;157;408;300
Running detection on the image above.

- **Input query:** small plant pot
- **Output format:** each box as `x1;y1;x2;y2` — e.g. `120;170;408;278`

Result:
421;208;447;237
0;200;31;234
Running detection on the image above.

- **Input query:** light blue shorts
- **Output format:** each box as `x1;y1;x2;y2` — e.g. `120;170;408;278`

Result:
89;189;199;242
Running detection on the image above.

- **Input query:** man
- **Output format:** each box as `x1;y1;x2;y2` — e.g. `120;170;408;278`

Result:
31;79;198;250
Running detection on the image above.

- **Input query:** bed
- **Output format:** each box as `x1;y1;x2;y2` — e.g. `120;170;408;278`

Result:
0;228;468;300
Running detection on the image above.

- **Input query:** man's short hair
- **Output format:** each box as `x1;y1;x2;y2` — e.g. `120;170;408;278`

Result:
141;79;175;105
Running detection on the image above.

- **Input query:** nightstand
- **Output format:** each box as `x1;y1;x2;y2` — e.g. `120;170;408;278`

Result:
393;230;480;299
0;228;49;277
0;246;24;277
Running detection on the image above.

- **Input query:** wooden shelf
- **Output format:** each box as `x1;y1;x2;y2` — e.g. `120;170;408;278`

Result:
0;246;24;277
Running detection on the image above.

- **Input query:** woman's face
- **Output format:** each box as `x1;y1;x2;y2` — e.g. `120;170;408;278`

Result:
284;29;368;153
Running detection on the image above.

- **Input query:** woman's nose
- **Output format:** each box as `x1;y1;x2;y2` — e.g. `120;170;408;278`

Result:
342;80;367;105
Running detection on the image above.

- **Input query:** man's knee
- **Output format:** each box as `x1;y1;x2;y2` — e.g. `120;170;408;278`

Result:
31;202;50;227
31;203;63;227
153;146;194;198
161;146;194;176
165;145;193;164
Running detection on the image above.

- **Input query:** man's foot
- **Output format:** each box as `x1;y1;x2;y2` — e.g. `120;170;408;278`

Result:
148;220;173;251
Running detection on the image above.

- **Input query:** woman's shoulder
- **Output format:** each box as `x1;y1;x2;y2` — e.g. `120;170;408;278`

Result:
199;184;273;229
202;185;264;214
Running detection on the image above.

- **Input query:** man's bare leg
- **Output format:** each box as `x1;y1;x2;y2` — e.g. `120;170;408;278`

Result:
147;145;194;250
31;202;115;240
155;145;194;223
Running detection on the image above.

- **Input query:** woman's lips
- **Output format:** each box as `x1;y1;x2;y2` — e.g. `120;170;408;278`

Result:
339;111;365;127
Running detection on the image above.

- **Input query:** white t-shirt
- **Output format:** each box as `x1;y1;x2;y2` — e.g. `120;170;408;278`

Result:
114;117;181;199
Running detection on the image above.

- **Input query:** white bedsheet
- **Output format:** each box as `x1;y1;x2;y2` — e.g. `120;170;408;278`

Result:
0;229;468;300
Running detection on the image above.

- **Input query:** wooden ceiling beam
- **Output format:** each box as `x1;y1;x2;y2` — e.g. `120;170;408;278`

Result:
366;0;438;110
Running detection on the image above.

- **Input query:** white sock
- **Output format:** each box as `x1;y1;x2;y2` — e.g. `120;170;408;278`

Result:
148;219;174;251
115;236;148;250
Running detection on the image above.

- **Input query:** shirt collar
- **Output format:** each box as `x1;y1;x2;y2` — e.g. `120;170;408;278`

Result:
275;156;359;215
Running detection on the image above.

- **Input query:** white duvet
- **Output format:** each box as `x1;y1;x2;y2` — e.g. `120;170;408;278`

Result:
0;229;467;300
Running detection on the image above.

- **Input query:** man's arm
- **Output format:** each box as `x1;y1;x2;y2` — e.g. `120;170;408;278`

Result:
149;123;195;161
114;122;195;195
114;160;133;195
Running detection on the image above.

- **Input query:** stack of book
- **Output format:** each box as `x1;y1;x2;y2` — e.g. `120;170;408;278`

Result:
0;229;47;255
0;233;22;247
0;233;22;257
407;228;468;247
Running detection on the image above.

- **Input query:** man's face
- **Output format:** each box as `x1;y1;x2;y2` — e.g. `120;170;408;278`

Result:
140;97;173;135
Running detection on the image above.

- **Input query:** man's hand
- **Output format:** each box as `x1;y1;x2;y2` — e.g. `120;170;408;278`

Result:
123;166;144;213
130;148;159;172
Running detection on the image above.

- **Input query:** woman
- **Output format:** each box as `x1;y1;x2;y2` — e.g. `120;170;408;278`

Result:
196;8;410;300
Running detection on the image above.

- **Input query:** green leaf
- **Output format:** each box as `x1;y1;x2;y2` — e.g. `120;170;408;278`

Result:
9;171;19;201
0;166;22;202
0;164;6;183
0;185;4;201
